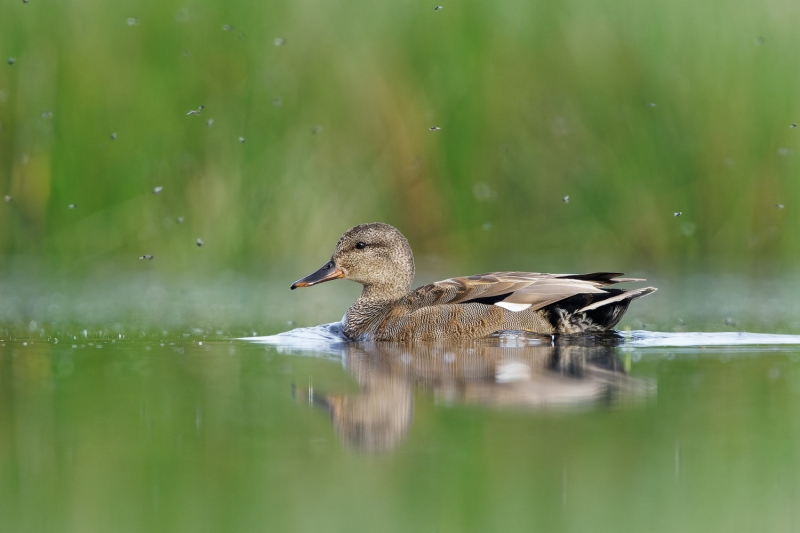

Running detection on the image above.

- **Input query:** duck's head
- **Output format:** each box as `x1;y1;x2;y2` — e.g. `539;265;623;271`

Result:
291;223;415;297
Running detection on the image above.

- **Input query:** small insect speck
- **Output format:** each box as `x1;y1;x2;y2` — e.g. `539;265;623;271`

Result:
791;124;797;128
778;147;791;156
429;126;441;131
196;238;203;247
776;203;785;209
127;17;139;26
562;195;569;203
272;97;282;107
311;125;322;134
110;132;117;140
186;105;205;116
222;24;233;31
274;37;285;46
41;111;53;119
482;222;493;231
674;212;682;217
3;195;11;202
181;50;191;58
139;255;153;260
725;317;737;326
176;216;184;223
434;5;443;10
206;118;214;127
7;58;15;65
23;0;28;3
68;203;76;209
153;186;163;194
646;102;656;107
238;136;246;143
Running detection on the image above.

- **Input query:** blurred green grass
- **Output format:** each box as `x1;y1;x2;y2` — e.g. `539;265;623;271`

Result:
1;0;799;277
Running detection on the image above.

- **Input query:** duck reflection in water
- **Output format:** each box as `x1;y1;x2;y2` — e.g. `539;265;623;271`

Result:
296;333;654;454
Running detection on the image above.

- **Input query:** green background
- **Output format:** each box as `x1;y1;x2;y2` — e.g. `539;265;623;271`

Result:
1;0;798;281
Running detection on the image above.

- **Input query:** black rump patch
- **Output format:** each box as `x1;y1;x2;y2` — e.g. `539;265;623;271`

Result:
544;289;631;329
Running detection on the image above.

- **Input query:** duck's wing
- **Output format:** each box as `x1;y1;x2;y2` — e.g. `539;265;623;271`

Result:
403;272;650;313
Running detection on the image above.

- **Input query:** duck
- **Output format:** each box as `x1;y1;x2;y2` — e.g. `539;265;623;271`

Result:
290;223;656;341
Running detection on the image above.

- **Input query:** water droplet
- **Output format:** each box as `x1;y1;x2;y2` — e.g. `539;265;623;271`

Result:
110;132;117;140
222;24;233;31
562;195;569;203
206;118;214;127
153;186;163;194
274;37;285;46
778;147;791;156
238;136;246;143
755;37;764;45
176;216;184;223
7;58;15;65
776;203;785;209
41;111;53;119
311;125;322;134
272;97;282;107
646;102;656;107
3;195;10;202
68;203;76;209
127;17;139;26
472;182;497;201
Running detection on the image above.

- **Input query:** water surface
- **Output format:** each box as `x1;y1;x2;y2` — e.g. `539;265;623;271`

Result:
2;322;800;533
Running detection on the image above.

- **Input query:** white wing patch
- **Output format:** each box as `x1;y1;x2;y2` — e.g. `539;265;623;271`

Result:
494;302;533;312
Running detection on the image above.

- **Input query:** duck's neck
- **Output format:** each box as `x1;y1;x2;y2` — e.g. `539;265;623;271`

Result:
343;282;409;339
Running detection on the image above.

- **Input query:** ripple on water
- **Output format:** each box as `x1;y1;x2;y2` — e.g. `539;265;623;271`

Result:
241;326;800;356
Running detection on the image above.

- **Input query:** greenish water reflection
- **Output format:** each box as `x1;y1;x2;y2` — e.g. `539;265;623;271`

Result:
1;336;799;533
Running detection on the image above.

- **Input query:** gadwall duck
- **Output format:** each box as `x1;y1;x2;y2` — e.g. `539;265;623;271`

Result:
291;223;656;341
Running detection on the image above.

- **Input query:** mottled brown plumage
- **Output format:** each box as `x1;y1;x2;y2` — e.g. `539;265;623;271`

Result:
291;223;656;341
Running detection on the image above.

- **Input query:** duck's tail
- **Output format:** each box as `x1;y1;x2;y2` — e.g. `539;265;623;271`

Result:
550;287;657;333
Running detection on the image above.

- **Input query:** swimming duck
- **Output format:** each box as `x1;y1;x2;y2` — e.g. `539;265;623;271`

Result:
291;223;656;341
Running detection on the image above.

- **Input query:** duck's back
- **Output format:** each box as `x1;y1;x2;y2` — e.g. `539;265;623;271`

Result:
366;272;655;341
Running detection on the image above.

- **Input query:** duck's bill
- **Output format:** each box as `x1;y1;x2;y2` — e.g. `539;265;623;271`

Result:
290;261;345;289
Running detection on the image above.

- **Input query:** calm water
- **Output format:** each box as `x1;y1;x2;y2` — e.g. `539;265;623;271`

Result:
2;333;800;532
2;276;800;532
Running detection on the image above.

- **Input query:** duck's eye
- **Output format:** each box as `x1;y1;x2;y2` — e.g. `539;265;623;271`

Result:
355;242;367;250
